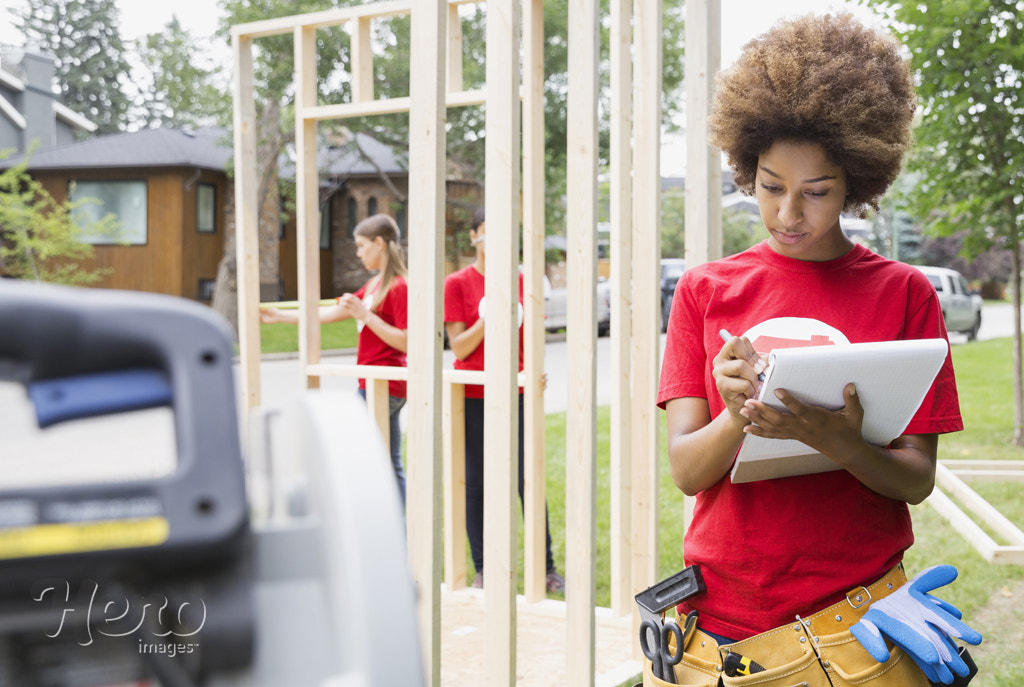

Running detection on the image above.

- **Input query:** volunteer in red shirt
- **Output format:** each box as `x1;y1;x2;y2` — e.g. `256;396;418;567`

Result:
262;213;409;506
444;207;564;593
654;14;975;687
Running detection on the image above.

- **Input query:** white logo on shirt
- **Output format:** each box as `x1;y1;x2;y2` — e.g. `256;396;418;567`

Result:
358;293;374;333
743;317;850;354
477;296;525;329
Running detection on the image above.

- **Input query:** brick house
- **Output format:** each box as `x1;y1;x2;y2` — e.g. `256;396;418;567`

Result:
279;131;482;299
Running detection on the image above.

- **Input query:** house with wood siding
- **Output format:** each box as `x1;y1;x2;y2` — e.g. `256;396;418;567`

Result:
0;49;97;153
1;126;233;301
2;124;482;303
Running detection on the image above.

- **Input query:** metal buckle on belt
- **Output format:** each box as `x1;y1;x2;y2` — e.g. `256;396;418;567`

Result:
846;586;873;609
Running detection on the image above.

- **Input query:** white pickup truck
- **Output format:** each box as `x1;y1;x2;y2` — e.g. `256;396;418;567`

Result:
915;266;983;340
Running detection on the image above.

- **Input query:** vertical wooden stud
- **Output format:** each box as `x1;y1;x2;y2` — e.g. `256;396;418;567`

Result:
608;0;633;619
685;0;722;268
365;377;391;455
351;16;374;103
232;33;261;430
483;0;522;683
522;0;547;604
295;25;322;389
442;380;467;590
447;4;464;94
631;0;662;642
566;0;599;683
407;1;447;684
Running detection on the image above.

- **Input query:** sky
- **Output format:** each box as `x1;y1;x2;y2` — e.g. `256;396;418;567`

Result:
0;0;881;174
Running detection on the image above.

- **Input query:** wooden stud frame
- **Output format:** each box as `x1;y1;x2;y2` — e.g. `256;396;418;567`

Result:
928;461;1024;565
232;0;670;684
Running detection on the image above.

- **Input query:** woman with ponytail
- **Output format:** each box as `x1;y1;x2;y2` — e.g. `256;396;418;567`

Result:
262;213;409;505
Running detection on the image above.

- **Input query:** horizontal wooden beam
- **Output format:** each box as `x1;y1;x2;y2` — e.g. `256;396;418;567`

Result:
232;0;485;40
935;463;1024;547
306;363;408;380
941;459;1024;472
927;487;1024;565
305;363;525;388
299;89;486;121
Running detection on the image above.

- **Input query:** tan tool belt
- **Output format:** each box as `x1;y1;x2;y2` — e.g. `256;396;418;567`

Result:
643;565;932;687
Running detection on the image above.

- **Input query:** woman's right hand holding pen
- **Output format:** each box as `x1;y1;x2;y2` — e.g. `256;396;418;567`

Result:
714;330;768;422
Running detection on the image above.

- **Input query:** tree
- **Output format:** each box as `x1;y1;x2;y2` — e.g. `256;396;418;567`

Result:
14;0;132;134
861;0;1024;445
133;16;230;130
216;0;352;301
0;158;114;285
661;187;685;259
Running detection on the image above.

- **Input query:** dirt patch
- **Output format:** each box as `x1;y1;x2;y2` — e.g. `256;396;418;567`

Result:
966;577;1024;685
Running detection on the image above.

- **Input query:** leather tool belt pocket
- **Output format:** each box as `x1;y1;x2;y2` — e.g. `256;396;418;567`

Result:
642;566;932;687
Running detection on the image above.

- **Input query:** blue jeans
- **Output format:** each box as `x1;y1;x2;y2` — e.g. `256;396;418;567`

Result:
356;387;406;508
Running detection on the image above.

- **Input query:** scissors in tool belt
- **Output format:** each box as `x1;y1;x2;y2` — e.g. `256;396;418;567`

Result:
639;617;684;684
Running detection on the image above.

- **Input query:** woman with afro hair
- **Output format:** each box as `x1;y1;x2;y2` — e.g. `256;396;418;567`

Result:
655;13;978;687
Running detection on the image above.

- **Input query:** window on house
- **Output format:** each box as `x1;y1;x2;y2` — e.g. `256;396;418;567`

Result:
197;183;216;233
368;196;378;216
347;197;358;238
71;180;147;245
320;199;332;250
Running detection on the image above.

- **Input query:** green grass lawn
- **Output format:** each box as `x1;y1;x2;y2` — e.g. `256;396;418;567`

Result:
532;336;1023;686
259;319;358;354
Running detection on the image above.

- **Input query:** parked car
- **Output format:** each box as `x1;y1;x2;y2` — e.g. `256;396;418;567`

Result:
543;274;611;336
914;265;983;340
660;258;686;332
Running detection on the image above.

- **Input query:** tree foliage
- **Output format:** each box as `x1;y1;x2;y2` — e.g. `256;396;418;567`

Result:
133;16;229;130
14;0;132;135
0;157;113;285
860;0;1023;256
860;0;1024;444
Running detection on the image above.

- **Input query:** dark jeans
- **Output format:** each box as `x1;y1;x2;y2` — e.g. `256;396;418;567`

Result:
356;387;406;508
464;394;554;574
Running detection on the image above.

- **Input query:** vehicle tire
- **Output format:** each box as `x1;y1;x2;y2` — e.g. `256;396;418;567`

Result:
967;314;981;341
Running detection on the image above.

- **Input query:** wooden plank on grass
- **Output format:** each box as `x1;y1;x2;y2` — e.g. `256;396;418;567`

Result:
935;463;1024;547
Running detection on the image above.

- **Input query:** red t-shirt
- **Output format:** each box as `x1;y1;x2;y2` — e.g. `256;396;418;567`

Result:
658;241;963;640
443;265;524;399
350;275;407;398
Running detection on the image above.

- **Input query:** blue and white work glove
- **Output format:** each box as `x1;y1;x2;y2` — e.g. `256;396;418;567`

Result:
850;565;982;685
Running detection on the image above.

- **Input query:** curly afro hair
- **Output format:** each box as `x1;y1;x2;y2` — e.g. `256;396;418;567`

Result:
709;13;915;217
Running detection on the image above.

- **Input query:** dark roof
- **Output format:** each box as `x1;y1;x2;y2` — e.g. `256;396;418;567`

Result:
0;126;232;172
321;132;407;176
